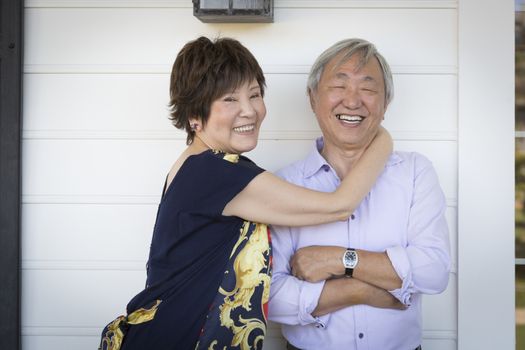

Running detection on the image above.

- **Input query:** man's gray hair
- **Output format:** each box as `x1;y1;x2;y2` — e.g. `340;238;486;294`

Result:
307;38;394;106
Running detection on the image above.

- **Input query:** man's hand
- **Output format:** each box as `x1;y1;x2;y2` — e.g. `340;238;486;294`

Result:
291;246;346;282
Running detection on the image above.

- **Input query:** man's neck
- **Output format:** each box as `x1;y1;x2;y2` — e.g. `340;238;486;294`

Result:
320;141;366;179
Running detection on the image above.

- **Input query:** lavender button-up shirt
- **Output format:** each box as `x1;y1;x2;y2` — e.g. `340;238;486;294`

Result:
268;138;451;350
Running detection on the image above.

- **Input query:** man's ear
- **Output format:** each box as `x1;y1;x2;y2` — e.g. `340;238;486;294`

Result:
382;101;389;120
308;88;317;111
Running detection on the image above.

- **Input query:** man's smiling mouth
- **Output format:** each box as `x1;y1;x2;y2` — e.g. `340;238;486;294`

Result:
336;114;364;125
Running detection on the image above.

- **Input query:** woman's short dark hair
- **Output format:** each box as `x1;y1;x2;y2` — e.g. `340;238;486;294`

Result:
169;36;266;144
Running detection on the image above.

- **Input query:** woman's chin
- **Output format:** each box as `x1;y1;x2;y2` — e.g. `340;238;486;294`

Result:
234;141;258;154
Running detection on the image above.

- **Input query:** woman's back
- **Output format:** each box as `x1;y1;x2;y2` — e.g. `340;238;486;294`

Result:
100;150;269;350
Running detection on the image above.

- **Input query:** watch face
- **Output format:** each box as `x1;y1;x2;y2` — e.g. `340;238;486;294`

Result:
344;250;357;268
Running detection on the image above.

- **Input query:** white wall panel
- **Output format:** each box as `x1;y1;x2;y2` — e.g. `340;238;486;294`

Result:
22;74;173;133
20;204;457;270
24;8;456;68
21;326;286;350
22;139;185;197
20;203;456;273
22;1;459;349
420;339;456;350
422;277;457;330
21;204;156;262
384;75;457;138
22;336;101;350
23;73;457;140
25;0;457;8
20;270;457;344
22;270;145;327
21;332;456;350
22;139;457;197
20;269;457;336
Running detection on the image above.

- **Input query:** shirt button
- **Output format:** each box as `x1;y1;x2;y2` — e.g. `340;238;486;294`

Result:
351;214;356;220
358;333;364;339
322;165;330;172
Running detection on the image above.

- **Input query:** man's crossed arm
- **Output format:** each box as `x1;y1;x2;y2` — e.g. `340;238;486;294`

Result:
290;246;406;316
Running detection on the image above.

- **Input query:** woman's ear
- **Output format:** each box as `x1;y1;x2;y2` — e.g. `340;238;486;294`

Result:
188;117;201;132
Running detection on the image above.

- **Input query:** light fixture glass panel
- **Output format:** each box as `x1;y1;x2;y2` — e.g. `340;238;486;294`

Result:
200;0;229;9
232;0;264;9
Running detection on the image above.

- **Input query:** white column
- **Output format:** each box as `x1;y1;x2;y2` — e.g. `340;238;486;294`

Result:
458;0;515;348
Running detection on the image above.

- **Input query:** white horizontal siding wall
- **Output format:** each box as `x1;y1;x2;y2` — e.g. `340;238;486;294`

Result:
22;1;458;349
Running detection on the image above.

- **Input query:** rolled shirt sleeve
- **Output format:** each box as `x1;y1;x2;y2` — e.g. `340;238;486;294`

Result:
268;224;331;328
386;156;451;306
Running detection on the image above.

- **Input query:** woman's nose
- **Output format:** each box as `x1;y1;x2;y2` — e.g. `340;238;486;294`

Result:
240;98;257;118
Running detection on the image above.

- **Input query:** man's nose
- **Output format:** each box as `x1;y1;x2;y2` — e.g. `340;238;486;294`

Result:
343;89;362;109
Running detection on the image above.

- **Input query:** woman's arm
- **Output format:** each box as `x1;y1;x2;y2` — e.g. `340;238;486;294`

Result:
223;127;393;226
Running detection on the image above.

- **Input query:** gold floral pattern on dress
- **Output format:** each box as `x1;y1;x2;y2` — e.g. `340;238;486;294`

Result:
99;300;162;350
218;221;271;349
195;152;272;350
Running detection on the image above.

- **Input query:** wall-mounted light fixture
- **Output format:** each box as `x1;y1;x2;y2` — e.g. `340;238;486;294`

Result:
193;0;273;23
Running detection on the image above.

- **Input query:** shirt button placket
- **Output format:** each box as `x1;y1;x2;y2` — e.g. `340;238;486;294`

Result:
356;331;365;350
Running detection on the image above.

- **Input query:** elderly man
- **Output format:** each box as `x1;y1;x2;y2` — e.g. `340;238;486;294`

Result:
268;38;451;350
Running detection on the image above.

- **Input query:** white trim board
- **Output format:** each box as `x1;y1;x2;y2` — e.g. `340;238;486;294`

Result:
23;64;458;75
20;195;458;207
25;1;458;9
19;325;458;338
457;0;515;348
21;130;458;141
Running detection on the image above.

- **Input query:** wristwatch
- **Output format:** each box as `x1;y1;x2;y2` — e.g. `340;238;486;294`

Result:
342;248;358;277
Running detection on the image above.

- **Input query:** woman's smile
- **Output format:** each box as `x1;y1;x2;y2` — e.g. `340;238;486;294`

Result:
233;123;256;133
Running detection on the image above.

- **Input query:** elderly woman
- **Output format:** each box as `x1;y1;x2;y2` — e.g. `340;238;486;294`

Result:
99;36;392;350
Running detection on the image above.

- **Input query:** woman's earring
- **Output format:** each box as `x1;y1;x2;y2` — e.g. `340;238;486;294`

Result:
190;123;199;131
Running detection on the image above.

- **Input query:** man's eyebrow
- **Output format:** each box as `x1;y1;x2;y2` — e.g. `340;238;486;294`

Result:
333;72;377;83
334;72;349;80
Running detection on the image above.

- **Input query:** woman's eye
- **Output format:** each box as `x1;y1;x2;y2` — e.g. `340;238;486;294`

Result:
223;96;236;102
250;93;261;99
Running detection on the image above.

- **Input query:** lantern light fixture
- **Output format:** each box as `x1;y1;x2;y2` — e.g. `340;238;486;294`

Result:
193;0;273;23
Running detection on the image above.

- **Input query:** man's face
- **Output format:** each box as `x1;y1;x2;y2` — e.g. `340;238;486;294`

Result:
310;53;386;152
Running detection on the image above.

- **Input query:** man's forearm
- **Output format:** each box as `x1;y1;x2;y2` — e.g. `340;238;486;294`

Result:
352;250;402;291
312;277;405;317
292;246;402;291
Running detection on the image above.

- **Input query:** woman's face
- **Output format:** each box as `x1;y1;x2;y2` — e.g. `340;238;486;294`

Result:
197;79;266;154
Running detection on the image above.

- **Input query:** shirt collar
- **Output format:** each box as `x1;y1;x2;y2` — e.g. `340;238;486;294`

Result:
303;137;403;179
